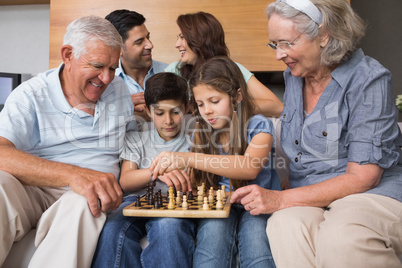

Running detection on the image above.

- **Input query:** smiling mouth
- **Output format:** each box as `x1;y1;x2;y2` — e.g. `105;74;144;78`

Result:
89;81;102;88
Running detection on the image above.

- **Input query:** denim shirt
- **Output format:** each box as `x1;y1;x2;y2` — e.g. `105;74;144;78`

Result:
219;115;281;191
280;49;402;202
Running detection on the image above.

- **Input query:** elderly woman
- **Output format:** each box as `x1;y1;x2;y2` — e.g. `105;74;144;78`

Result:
231;0;402;267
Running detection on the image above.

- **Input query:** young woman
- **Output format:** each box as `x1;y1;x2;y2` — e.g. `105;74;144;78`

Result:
152;56;280;267
164;11;284;118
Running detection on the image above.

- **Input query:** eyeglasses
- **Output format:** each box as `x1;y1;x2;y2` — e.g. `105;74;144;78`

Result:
267;31;304;51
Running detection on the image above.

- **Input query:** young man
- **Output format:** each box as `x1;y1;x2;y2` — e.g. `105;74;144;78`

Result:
92;72;196;268
105;9;168;122
0;16;134;267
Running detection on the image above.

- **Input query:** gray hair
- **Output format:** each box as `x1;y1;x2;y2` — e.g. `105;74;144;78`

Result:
63;15;123;59
266;0;366;66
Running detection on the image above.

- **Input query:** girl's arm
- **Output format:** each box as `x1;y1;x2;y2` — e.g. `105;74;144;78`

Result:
150;132;273;180
247;76;284;118
231;162;383;215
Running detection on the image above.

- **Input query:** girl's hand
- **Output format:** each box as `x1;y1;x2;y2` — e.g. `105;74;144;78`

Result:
150;151;189;179
158;170;192;193
230;184;282;215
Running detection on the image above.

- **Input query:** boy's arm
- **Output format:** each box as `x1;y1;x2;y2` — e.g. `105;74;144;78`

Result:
120;160;193;193
120;160;153;192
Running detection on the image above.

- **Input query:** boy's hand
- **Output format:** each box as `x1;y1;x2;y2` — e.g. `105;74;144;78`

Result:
158;170;192;193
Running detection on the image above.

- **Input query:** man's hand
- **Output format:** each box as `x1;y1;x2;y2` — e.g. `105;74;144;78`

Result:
68;170;123;217
131;92;150;121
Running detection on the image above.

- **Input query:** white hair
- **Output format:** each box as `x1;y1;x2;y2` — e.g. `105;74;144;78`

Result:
63;15;122;59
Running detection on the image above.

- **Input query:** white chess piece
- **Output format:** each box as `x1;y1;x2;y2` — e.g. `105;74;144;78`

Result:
182;195;188;209
202;197;210;210
216;190;223;209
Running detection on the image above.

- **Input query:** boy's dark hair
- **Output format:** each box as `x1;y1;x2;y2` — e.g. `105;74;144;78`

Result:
144;73;189;109
105;9;146;43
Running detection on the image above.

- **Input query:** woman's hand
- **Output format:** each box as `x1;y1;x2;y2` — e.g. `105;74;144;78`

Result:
230;184;283;215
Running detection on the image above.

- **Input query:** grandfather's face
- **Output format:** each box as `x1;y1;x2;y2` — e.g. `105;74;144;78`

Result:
69;39;120;103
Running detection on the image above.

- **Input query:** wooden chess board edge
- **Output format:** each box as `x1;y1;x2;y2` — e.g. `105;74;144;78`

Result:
123;193;232;219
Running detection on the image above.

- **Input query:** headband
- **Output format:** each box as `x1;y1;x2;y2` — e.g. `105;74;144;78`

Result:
277;0;323;25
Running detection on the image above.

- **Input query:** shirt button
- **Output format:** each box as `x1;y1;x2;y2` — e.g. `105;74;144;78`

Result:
294;157;298;162
295;140;299;145
282;114;286;119
322;131;327;137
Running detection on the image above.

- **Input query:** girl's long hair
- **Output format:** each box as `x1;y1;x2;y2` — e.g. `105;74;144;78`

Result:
176;12;229;81
189;56;254;190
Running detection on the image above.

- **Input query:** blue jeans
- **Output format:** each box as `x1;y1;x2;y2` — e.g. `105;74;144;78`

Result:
194;204;275;268
92;195;196;268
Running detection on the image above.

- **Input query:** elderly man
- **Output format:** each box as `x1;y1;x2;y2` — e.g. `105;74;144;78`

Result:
0;15;135;267
105;9;168;122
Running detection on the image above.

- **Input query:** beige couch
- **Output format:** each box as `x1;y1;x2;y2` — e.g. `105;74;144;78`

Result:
4;121;402;267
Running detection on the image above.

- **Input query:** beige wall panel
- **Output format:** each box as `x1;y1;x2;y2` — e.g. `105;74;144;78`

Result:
49;0;285;71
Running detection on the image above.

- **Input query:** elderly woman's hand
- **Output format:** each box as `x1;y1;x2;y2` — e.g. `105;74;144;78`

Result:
230;184;283;215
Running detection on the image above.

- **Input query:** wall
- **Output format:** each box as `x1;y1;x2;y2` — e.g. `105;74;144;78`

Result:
0;2;401;100
351;0;402;99
0;4;49;75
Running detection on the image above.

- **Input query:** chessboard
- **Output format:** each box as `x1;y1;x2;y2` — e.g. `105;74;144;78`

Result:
123;183;231;218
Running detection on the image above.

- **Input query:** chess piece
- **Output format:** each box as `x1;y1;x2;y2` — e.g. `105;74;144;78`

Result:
216;190;223;210
176;191;182;204
188;191;193;200
197;185;204;201
221;185;226;198
208;187;214;203
168;186;175;209
135;195;141;207
182;195;188;209
202;197;210;210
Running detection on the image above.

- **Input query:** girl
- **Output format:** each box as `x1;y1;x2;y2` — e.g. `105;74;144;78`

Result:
164;11;284;118
151;56;280;268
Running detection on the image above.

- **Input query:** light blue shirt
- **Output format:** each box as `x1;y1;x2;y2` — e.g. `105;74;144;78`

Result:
0;63;135;180
120;128;191;196
116;60;168;94
164;61;253;83
280;48;402;202
219;115;281;191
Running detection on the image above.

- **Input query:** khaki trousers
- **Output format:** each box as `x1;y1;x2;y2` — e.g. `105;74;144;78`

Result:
267;193;402;268
0;171;106;268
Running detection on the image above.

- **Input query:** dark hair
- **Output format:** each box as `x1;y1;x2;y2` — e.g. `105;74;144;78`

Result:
177;11;229;80
144;73;189;109
105;9;146;42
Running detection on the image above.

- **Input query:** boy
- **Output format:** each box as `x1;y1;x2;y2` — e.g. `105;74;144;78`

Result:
92;73;196;268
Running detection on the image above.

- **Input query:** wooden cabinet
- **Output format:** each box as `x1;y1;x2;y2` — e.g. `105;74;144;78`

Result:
49;0;286;72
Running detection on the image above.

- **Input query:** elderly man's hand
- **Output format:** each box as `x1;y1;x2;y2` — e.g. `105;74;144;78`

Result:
69;170;123;217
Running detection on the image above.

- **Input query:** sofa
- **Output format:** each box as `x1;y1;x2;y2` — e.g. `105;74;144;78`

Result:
4;121;402;267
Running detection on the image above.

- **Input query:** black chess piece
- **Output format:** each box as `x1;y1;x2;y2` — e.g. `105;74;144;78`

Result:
188;191;193;200
135;195;141;207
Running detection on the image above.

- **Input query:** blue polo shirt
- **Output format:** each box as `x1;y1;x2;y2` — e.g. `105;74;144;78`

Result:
280;48;402;202
0;63;135;180
116;60;168;94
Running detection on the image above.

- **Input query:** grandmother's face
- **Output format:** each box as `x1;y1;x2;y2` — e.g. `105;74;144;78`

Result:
268;14;322;78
